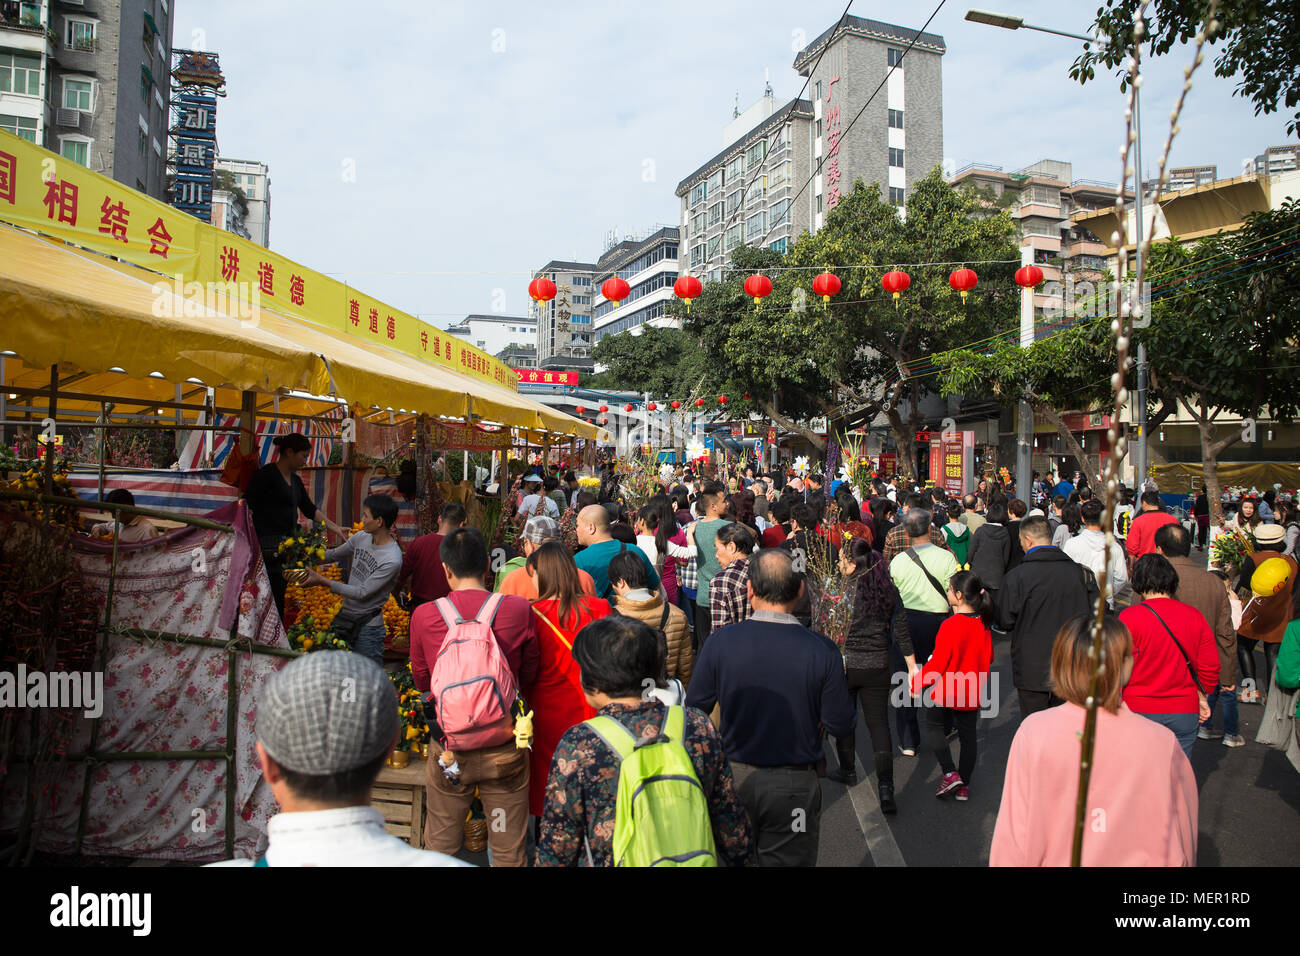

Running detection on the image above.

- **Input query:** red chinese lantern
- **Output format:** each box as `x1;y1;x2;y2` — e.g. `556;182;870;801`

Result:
624;404;634;412
1015;265;1044;289
599;404;609;413
602;277;631;306
881;270;911;302
811;271;841;310
718;395;728;405
647;402;657;411
575;405;585;414
674;275;703;312
743;274;773;308
671;401;681;410
695;398;705;408
949;267;978;301
598;416;608;425
528;277;557;303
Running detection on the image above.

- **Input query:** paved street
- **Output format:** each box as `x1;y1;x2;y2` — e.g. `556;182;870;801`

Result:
816;636;1300;867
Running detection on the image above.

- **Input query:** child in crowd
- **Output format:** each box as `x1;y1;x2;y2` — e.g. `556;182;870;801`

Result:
304;494;402;666
91;488;162;542
912;571;995;802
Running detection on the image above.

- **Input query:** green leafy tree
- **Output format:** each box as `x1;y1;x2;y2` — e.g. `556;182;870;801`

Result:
682;170;1021;476
1141;199;1300;520
1072;1;1300;137
935;319;1118;484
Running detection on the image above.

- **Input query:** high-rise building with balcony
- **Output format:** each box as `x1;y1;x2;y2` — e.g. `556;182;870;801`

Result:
675;15;944;282
532;259;596;373
591;226;678;343
0;0;173;199
949;158;1130;318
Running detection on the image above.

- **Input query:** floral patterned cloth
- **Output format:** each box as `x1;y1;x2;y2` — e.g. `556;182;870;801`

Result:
535;700;756;867
0;501;289;862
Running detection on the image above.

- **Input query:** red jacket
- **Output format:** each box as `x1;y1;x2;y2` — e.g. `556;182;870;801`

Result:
399;532;449;604
1119;598;1220;714
911;613;994;710
409;589;539;694
1126;510;1179;560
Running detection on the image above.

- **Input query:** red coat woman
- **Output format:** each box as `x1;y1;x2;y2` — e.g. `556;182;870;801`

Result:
523;542;612;817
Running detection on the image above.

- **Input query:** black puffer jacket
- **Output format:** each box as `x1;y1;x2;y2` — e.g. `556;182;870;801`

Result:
998;546;1099;691
968;522;1011;589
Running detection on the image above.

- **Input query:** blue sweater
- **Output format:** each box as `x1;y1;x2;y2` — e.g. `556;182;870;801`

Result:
686;614;856;766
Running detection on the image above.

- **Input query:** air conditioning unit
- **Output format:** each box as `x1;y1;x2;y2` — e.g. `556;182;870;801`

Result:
55;108;82;128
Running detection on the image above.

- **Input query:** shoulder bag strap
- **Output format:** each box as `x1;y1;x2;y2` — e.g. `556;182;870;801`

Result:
1141;603;1206;694
905;547;950;602
585;715;636;760
433;597;462;629
659;600;671;631
532;606;574;651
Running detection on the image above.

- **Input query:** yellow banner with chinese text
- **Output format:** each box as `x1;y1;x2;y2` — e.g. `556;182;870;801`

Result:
0;130;516;392
0;129;201;274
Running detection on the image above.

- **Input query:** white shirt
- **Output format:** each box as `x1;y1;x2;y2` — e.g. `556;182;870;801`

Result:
205;806;473;867
520;493;559;519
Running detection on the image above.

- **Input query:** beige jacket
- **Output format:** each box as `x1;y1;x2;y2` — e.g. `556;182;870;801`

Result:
611;591;693;689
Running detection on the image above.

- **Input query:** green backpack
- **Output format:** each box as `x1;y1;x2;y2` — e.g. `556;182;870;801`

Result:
584;706;718;867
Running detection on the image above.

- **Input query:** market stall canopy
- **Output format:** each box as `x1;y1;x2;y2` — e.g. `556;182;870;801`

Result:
0;129;607;441
0;225;321;395
0;226;608;441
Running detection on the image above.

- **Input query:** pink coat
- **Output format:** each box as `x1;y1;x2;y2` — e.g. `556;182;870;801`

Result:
990;702;1198;867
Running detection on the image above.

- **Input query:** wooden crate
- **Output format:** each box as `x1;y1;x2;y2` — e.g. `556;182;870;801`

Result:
372;760;428;848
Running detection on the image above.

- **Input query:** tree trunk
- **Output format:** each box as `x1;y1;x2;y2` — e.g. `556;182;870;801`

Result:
1033;400;1097;486
1183;394;1243;528
756;398;826;452
884;386;923;483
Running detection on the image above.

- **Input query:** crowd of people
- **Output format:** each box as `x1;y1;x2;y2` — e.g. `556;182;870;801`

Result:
228;438;1300;867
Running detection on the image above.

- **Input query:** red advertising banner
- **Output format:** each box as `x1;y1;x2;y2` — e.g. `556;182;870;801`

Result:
875;453;896;477
427;420;511;452
940;431;975;497
766;425;777;445
516;369;578;386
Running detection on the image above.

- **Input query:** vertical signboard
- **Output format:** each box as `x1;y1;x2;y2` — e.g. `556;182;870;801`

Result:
941;431;975;497
168;50;226;224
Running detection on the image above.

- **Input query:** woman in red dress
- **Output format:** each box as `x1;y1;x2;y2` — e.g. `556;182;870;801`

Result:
524;541;613;818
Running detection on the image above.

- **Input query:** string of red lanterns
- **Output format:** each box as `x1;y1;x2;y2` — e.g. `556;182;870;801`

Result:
673;275;703;312
1015;264;1045;289
948;267;978;302
601;277;631;307
528;277;556;304
743;274;773;309
811;270;841;310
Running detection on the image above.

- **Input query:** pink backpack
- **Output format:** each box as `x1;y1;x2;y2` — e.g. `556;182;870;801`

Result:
428;594;518;751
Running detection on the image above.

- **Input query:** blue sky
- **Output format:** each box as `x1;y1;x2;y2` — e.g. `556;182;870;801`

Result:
175;0;1293;333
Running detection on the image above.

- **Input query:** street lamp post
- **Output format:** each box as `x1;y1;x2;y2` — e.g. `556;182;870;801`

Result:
966;9;1147;490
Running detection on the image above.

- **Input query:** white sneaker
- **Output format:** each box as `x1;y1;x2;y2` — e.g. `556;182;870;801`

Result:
899;747;917;757
1222;734;1246;748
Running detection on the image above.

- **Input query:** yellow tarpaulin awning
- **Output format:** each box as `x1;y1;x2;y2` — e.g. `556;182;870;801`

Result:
0;225;321;395
0;226;609;441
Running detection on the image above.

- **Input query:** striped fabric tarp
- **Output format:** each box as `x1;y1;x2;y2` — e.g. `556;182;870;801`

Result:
177;410;342;471
367;475;419;547
70;469;237;517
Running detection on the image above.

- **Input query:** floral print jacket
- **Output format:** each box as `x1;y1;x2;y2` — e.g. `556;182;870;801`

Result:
535;700;757;867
